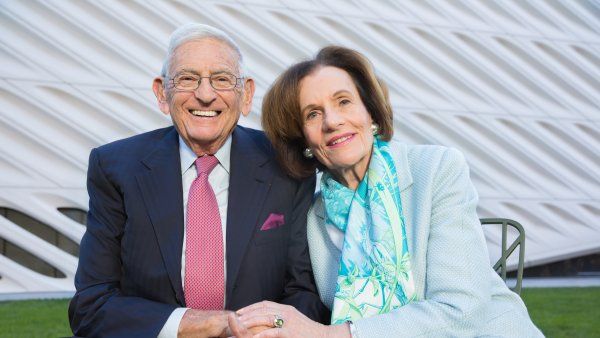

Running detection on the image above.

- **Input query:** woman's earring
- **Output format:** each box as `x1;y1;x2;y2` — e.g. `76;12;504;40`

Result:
303;147;314;159
371;123;380;136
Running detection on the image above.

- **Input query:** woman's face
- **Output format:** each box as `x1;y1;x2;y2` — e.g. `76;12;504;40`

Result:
299;66;374;178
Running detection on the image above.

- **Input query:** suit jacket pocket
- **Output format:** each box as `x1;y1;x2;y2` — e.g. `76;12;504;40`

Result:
253;226;286;246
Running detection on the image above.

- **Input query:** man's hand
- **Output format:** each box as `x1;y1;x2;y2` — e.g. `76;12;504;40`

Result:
177;309;232;338
228;313;252;338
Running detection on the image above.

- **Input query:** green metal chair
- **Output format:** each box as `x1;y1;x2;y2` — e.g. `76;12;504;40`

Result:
480;218;525;295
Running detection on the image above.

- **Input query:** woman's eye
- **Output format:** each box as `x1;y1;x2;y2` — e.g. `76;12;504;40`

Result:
306;111;318;120
340;99;351;105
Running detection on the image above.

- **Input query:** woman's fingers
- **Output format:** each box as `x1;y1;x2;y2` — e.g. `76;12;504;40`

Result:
237;300;279;315
254;328;285;338
237;301;288;329
248;325;272;334
239;314;277;329
235;302;307;338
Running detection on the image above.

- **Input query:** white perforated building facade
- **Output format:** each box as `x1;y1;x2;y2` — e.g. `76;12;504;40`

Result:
0;0;598;294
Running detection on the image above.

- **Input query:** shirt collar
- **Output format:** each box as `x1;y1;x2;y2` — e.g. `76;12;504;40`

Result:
179;136;232;175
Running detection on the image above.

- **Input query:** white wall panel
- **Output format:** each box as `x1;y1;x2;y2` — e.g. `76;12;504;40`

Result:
0;0;598;294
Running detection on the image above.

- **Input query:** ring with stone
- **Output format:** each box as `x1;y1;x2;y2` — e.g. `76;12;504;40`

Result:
273;314;284;328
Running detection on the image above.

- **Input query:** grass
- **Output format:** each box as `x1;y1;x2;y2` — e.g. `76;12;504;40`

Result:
520;287;600;337
0;298;71;337
0;288;598;337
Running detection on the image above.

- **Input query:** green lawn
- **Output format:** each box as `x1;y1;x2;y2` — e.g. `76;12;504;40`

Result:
0;288;598;337
520;287;600;337
0;298;71;338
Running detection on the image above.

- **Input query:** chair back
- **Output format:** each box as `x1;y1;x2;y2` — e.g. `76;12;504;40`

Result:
480;218;525;294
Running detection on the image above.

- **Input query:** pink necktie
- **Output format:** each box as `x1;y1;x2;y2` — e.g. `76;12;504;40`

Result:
184;155;224;309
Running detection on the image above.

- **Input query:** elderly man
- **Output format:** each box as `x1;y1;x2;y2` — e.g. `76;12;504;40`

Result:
68;23;328;337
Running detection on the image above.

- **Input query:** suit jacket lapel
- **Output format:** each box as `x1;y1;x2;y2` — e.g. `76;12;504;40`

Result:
136;127;186;305
226;127;273;303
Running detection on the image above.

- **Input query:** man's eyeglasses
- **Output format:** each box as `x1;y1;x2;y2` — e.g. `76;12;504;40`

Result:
168;73;243;91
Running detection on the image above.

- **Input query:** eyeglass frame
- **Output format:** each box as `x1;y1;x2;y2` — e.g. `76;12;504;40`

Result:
165;72;245;91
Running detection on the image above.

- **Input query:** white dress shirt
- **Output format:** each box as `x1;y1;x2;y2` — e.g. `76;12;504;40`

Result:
158;136;231;337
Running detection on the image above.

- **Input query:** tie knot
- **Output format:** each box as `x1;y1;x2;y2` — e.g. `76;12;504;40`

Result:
195;155;219;176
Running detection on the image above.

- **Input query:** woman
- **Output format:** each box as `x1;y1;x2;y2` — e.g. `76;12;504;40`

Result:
234;46;543;337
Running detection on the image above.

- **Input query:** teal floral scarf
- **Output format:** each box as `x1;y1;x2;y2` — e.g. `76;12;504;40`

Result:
321;138;415;324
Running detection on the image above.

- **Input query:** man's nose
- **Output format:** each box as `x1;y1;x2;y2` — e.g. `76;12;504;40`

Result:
194;78;217;104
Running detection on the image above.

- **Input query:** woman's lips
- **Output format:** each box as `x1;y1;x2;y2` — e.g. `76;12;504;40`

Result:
327;133;355;148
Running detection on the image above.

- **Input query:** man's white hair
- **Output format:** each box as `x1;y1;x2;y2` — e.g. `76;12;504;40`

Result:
160;23;245;79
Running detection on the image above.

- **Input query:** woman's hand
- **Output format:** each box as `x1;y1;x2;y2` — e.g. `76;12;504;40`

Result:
228;312;272;338
236;301;350;338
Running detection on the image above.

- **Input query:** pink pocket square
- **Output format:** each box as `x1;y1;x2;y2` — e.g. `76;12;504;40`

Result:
260;213;285;230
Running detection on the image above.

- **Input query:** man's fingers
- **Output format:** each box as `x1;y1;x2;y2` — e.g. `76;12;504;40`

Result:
227;313;249;337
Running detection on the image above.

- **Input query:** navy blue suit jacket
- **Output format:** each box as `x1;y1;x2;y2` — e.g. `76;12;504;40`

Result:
69;126;328;337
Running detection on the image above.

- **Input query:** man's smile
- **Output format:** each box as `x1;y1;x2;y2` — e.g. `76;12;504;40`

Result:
189;109;221;117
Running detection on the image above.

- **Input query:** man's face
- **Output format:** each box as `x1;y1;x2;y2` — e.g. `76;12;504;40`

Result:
153;38;255;155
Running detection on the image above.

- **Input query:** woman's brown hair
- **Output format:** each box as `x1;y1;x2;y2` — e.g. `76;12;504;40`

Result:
262;46;393;179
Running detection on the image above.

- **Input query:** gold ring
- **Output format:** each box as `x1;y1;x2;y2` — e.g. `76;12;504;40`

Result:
273;314;284;328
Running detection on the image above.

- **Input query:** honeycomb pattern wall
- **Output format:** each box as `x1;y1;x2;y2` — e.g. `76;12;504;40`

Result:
0;0;598;294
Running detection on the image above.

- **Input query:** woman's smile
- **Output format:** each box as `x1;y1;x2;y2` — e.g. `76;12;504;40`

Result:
326;133;356;148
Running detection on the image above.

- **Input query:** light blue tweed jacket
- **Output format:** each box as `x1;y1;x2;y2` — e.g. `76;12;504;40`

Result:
307;141;543;337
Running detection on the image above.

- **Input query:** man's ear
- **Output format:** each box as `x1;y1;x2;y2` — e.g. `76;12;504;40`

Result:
152;77;170;115
240;78;255;117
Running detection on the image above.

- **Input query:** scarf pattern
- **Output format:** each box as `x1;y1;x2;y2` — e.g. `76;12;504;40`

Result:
321;138;415;324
